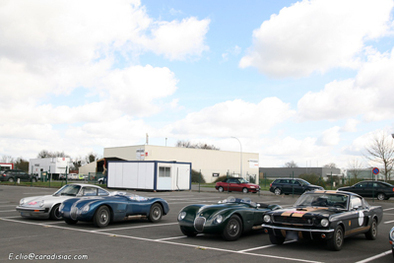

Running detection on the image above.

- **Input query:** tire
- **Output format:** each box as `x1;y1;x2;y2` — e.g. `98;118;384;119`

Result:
221;214;242;241
327;225;344;251
148;203;163;222
269;234;285;245
377;193;386;201
180;226;197;237
64;218;78;225
8;177;14;183
50;204;62;220
365;218;378;240
93;206;111;228
242;188;248;194
274;188;282;195
218;186;224;192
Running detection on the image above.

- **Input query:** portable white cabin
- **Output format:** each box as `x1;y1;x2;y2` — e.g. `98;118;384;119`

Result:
107;160;191;191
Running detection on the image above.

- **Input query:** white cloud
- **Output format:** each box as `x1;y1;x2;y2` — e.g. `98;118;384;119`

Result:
146;17;210;61
341;119;359;132
168;98;295;137
297;46;394;122
239;0;394;78
317;126;341;146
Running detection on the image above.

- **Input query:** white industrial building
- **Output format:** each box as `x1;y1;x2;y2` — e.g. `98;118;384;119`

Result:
103;145;259;184
29;157;72;179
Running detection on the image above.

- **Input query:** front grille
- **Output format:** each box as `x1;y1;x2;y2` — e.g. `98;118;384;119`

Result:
194;217;206;232
273;215;314;226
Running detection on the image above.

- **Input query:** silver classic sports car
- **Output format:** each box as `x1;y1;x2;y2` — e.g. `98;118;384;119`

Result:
16;184;110;220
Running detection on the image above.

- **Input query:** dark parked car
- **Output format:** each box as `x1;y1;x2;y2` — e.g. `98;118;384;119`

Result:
269;178;323;195
0;169;37;183
262;190;383;250
178;196;281;241
338;180;394;200
215;177;260;193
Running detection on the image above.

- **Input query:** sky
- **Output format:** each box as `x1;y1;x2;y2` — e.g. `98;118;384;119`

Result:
1;0;394;169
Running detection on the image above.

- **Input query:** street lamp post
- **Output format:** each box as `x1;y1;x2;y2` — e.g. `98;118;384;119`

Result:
231;137;242;178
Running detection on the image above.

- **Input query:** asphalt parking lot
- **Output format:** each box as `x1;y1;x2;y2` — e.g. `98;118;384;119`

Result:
1;184;393;263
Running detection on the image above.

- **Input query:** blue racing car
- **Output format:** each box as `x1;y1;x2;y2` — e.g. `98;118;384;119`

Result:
59;192;169;228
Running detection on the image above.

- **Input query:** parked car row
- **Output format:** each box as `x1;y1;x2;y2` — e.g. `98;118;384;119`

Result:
15;183;169;227
13;182;390;252
214;177;394;202
0;169;38;183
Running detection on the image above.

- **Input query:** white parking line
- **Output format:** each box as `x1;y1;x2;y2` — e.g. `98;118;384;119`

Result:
384;220;394;224
1;217;322;263
384;208;394;211
92;222;179;232
355;250;392;263
239;240;297;252
0;205;17;207
154;235;188;241
0;210;17;213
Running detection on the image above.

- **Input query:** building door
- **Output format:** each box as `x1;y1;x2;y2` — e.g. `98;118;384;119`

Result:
157;166;172;190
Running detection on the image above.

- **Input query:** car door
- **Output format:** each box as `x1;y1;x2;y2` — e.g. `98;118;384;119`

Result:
350;182;366;196
291;180;303;194
228;178;238;191
345;195;369;236
280;179;291;194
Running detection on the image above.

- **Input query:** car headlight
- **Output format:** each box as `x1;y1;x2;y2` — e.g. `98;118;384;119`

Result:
321;218;329;227
39;200;45;207
178;211;186;221
214;214;223;224
263;214;271;223
390;228;394;240
81;204;90;213
19;199;25;205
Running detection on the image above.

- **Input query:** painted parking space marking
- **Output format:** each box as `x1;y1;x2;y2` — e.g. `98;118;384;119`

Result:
0;217;322;263
384;207;394;211
384;219;394;224
355;249;391;263
92;222;179;232
154;235;188;241
0;204;18;207
239;240;297;252
0;210;17;213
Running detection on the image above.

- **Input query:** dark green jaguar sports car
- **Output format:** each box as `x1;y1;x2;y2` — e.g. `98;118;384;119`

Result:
177;196;281;241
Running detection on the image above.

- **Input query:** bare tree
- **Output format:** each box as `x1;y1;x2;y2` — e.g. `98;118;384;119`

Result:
176;140;220;150
365;132;394;181
284;160;298;168
85;152;98;164
347;158;364;180
37;150;69;158
1;155;14;163
324;163;337;169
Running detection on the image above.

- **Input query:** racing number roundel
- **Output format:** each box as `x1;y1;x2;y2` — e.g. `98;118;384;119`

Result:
358;211;364;226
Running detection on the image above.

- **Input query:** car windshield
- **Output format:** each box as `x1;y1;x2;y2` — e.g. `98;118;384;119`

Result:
238;178;249;183
112;192;149;201
294;193;348;209
298;179;310;186
53;185;81;196
220;196;256;206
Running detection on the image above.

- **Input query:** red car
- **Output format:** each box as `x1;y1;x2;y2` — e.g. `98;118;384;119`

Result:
215;177;260;193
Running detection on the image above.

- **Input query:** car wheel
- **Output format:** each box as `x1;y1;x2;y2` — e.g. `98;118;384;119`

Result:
242;188;248;194
274;188;282;195
222;214;242;241
50;204;62;220
180;226;197;237
8;177;14;183
218;186;224;192
365;218;378;240
327;225;344;251
148;203;163;222
269;234;285;245
64;218;78;225
377;193;386;201
93;206;111;228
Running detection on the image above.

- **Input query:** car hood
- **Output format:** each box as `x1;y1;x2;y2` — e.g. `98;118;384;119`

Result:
269;207;341;218
19;195;72;208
